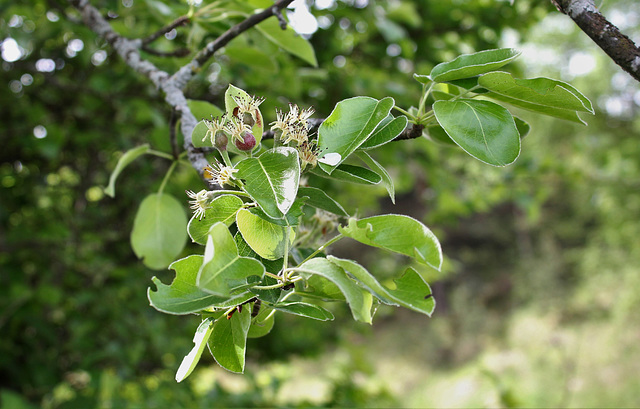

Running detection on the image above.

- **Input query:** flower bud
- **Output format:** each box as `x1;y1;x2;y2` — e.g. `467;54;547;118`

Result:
215;132;228;151
235;131;256;151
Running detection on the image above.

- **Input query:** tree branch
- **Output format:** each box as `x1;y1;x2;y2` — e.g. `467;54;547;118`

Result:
68;0;293;179
551;0;640;82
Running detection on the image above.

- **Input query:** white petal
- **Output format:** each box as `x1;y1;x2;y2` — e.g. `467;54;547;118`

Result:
318;152;341;166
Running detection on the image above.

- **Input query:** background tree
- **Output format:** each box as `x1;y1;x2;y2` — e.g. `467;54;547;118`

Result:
1;0;639;407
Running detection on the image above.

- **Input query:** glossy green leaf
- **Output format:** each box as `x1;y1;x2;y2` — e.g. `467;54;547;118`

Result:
429;48;521;82
246;200;303;227
191;120;213;148
188;195;244;245
425;125;457;146
208;307;251;373
131;193;188;270
236;147;300;218
514;116;531;138
328;257;436;316
356;152;395;204
148;255;235;315
104;144;149;198
255;18;318;67
311;164;382;185
297;273;346;301
274;302;335;321
360;115;408;150
317;96;394;173
224;46;278;74
175;318;214;382
236;234;283;304
188;99;224;122
196;223;265;296
479;72;593;112
247;304;275;338
297;187;349;217
236;208;295;260
298;257;373;323
479;72;593;124
433;99;520;166
225;84;264;146
339;215;442;270
413;73;432;84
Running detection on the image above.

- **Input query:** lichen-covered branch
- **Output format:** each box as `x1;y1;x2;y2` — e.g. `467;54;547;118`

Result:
68;0;294;177
551;0;640;82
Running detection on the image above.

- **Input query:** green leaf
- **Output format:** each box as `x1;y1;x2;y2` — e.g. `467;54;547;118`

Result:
188;195;244;245
255;18;318;66
236;208;295;260
274;302;335;321
479;72;593;124
188;99;224;121
236;147;300;218
235;234;283;304
311;164;382;185
191;120;213;148
208;307;251;373
131;193;188;270
104;144;149;198
175;318;214;382
297;273;346;301
297;187;349;217
247;304;275;338
338;215;443;270
429;48;521;82
425;125;457;146
433;99;520;166
328;257;435;316
225;84;264;146
317;96;395;173
298;258;373;323
224;45;278;74
360;115;408;150
514;116;531;139
197;223;265;296
356;152;395;204
148;255;232;315
246;200;303;227
479;72;593;112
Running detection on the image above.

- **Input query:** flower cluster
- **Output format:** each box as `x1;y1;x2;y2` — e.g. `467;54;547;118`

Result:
203;159;238;188
270;103;315;146
202;94;265;152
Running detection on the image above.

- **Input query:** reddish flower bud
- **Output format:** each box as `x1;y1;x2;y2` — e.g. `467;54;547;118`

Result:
235;131;256;151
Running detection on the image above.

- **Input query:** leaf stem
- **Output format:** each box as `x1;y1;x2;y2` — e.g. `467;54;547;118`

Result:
158;160;178;194
148;149;175;160
300;233;344;264
418;82;435;115
392;105;413;119
220;150;233;167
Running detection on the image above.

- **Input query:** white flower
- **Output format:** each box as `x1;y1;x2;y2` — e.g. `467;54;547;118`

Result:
203;160;238;187
186;189;209;220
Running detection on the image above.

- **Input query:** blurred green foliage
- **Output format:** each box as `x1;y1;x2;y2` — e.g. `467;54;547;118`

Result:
2;0;640;407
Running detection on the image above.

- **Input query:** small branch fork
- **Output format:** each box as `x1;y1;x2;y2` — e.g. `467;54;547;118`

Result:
551;0;640;82
68;0;294;178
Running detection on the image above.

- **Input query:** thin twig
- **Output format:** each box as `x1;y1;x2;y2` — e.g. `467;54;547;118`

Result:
142;15;190;45
193;0;295;67
272;5;288;30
